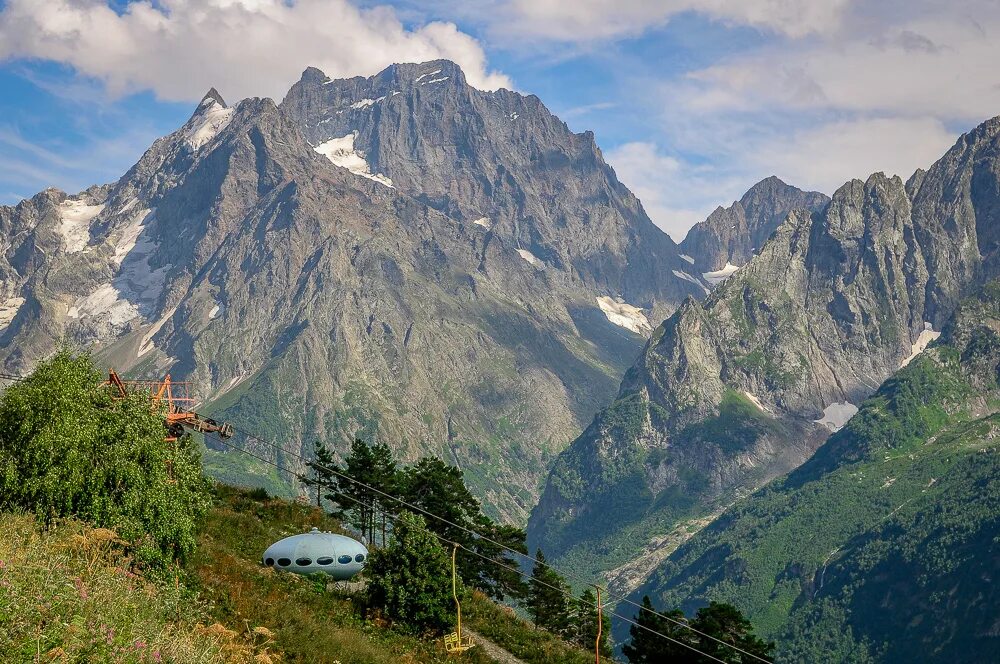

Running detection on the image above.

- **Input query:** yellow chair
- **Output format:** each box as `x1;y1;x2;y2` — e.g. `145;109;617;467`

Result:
443;544;475;654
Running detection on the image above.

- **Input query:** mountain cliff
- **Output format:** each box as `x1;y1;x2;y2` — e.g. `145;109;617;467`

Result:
0;62;705;522
679;176;829;275
528;114;1000;577
632;280;1000;662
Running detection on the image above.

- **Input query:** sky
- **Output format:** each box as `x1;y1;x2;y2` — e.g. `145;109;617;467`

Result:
0;1;998;241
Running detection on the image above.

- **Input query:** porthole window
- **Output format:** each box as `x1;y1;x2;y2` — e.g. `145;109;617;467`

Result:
317;557;334;566
338;555;353;564
277;558;291;567
296;557;312;566
355;554;365;563
265;558;275;566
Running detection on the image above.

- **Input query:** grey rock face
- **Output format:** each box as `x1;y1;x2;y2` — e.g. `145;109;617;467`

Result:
679;176;829;274
0;60;704;523
528;115;1000;576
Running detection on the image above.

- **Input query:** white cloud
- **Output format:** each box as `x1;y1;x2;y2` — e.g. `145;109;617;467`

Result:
0;0;511;103
499;0;852;41
605;141;746;240
686;15;1000;122
747;116;957;195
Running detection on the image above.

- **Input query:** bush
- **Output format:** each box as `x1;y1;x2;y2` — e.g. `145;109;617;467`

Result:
365;511;456;634
0;350;211;571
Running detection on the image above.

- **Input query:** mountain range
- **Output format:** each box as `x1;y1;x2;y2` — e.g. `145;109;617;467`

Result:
0;60;704;522
1;56;998;660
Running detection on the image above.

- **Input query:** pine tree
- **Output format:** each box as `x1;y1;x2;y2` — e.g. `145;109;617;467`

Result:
304;440;338;509
400;456;528;601
622;596;693;663
527;548;572;636
365;510;456;634
574;588;612;655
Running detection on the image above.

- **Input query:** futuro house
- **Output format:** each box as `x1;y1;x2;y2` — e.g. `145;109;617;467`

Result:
262;527;368;579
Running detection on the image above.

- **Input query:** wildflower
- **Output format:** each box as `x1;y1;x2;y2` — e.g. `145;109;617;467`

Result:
153;651;162;663
134;639;146;649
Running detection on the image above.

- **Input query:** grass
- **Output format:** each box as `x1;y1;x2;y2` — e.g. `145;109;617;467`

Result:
0;513;267;663
465;593;593;664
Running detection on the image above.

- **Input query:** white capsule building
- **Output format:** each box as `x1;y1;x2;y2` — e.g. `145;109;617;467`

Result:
262;527;368;580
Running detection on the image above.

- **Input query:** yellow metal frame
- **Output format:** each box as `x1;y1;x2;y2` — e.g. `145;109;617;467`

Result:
444;544;474;654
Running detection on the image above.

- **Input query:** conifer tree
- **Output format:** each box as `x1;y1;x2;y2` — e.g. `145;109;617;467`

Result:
621;596;693;662
574;587;612;655
304;440;338;509
527;548;572;635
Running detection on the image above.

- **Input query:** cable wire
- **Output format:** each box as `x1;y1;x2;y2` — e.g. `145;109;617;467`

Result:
209;426;771;664
209;420;772;663
203;429;729;664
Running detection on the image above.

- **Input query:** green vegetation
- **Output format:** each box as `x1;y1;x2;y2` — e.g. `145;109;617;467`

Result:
366;511;457;634
0;512;264;663
678;388;788;454
638;284;1000;661
622;597;773;663
0;350;210;571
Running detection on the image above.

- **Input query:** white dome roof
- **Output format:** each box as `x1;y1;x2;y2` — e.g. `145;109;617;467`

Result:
262;527;368;579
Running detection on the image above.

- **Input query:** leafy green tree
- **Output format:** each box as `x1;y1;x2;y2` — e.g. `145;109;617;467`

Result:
527;548;572;635
365;510;456;634
573;587;612;655
688;601;774;663
622;596;695;663
623;597;774;663
0;350;210;571
400;457;527;601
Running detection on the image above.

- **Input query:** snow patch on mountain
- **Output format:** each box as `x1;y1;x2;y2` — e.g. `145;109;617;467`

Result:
414;69;442;83
209;303;224;319
314;133;393;188
680;254;695;264
472;217;491;230
185;98;233;151
596;296;652;335
517;249;541;266
58;199;104;253
671;269;709;294
900;322;941;368
138;306;176;358
702;262;741;286
0;297;25;330
742;391;769;413
814;402;859;431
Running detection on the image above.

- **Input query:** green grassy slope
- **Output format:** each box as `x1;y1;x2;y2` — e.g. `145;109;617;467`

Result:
633;285;1000;662
189;485;595;664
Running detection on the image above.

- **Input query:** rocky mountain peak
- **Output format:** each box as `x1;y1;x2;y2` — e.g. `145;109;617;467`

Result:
679;175;829;275
200;87;227;108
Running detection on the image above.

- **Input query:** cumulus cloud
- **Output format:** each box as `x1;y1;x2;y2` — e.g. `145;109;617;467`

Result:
0;0;511;102
605;141;747;240
498;0;852;41
686;15;1000;122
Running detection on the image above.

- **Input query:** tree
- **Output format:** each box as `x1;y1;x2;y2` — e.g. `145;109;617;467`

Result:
689;602;775;663
573;587;612;656
304;440;338;509
622;596;695;663
622;597;774;664
365;510;455;634
0;350;210;572
400;457;527;601
327;439;400;545
527;548;572;635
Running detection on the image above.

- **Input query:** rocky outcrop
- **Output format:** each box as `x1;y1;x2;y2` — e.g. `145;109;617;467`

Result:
679;176;828;274
528;114;1000;577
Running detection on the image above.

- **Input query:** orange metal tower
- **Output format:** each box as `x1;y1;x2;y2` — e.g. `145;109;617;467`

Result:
107;369;234;441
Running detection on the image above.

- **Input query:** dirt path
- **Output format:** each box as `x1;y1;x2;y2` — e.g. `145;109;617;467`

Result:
462;628;527;664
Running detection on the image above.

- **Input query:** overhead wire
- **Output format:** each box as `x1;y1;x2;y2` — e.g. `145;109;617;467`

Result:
209;419;772;663
0;367;768;661
202;428;730;664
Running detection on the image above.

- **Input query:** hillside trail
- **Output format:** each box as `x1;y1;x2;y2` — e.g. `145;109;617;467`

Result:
462;628;527;664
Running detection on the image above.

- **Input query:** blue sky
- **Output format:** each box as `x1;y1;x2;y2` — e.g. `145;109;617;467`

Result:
1;1;998;240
